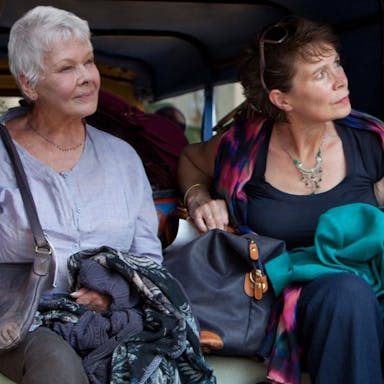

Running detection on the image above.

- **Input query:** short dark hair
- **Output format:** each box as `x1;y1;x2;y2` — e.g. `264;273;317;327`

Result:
238;16;339;123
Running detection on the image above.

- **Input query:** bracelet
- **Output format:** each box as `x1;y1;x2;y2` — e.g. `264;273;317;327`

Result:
183;183;204;207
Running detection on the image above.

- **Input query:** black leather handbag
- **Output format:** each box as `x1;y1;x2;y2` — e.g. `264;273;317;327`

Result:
163;227;286;357
0;123;51;351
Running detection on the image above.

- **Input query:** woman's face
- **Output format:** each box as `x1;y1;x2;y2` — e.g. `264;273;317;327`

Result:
283;45;351;123
33;38;100;119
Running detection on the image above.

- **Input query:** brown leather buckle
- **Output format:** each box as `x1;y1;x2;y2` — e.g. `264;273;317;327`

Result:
244;269;268;300
249;240;259;260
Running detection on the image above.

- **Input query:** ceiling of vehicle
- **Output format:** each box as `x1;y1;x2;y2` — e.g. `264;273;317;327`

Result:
0;0;383;118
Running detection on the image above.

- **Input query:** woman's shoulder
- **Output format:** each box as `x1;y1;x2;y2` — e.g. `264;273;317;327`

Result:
216;115;269;160
337;109;384;136
337;112;384;147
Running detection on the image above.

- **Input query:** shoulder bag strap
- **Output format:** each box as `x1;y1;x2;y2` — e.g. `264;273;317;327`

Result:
0;123;52;266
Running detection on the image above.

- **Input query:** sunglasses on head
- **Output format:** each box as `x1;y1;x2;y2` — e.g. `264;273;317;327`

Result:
258;22;289;93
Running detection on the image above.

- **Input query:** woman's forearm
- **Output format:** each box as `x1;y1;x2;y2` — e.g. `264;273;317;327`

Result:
374;176;384;206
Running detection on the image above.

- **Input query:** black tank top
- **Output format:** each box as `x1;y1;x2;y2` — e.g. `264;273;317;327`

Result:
245;123;384;249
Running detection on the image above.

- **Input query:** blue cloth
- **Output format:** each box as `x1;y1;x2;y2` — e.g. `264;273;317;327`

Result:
0;106;162;293
40;259;143;384
265;203;384;304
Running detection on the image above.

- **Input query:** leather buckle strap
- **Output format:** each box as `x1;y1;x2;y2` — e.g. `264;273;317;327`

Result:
244;270;268;300
33;245;52;276
244;239;269;299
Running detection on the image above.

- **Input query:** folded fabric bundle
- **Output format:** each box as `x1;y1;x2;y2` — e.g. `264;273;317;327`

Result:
265;203;384;304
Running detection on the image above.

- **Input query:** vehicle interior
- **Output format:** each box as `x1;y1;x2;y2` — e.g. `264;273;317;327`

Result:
0;0;383;383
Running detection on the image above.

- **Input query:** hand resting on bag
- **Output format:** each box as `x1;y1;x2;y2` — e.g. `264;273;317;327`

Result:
184;184;229;233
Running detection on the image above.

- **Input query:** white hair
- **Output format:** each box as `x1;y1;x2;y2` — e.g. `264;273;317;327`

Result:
8;6;92;89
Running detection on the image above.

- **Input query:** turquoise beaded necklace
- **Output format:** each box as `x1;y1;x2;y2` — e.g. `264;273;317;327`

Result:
278;126;326;194
293;148;323;194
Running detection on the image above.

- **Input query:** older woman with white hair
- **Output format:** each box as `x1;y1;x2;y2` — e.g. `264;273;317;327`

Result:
0;5;164;383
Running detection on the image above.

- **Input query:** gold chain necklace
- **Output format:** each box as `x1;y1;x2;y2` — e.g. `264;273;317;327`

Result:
28;121;84;152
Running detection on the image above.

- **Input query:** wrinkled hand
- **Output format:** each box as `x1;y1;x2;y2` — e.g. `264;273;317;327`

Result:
70;287;111;312
187;190;229;232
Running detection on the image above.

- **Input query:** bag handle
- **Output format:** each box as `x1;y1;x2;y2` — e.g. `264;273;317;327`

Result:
0;123;52;258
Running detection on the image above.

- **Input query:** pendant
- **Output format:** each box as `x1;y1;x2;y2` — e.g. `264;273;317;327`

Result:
293;150;323;193
293;150;322;175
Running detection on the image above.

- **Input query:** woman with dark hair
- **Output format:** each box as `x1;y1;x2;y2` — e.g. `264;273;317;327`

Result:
178;16;384;384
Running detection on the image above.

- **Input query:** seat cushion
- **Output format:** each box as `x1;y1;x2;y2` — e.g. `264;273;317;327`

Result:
206;355;311;384
0;374;15;384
